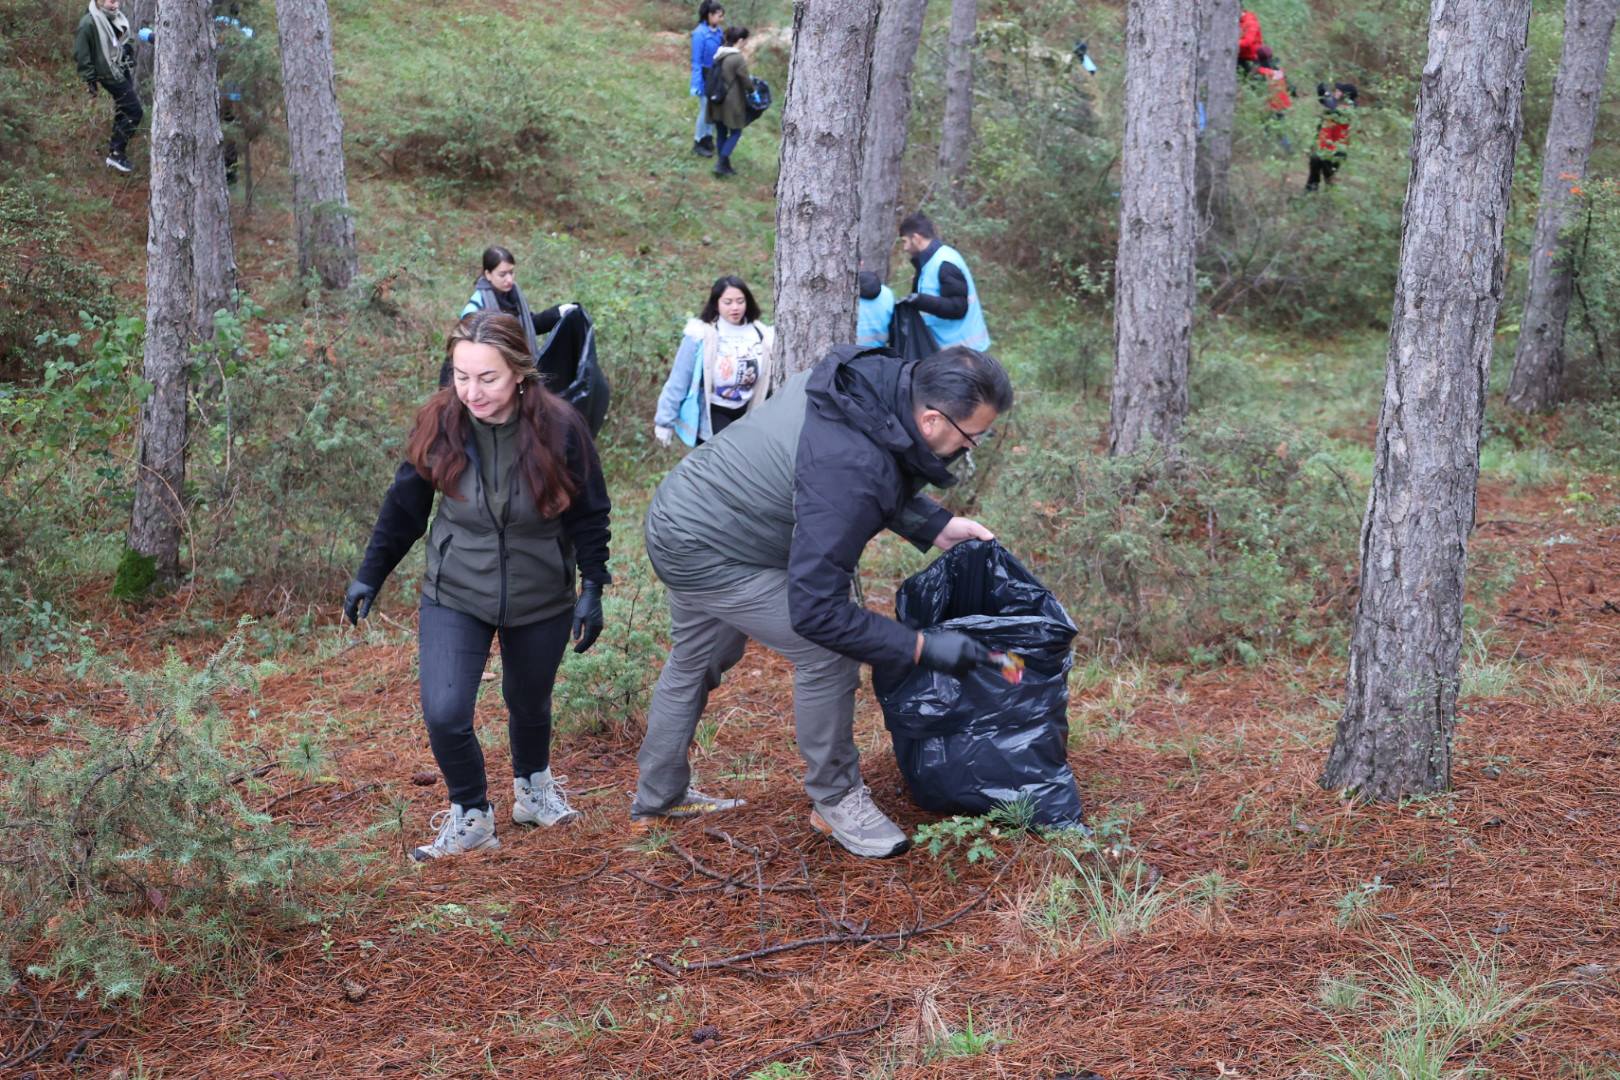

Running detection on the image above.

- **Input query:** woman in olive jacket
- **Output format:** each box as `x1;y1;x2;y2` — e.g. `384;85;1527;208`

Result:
709;26;751;177
343;311;612;862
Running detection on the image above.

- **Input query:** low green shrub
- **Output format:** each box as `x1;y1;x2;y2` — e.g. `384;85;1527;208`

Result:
0;186;114;377
353;41;555;195
0;628;351;1003
976;400;1363;661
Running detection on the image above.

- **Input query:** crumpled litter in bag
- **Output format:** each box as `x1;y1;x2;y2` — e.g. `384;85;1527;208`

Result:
872;539;1085;827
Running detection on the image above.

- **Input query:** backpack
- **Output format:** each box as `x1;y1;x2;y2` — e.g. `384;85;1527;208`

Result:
702;62;729;107
743;76;773;125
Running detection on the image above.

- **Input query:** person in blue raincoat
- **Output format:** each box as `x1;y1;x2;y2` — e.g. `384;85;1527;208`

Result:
689;1;724;157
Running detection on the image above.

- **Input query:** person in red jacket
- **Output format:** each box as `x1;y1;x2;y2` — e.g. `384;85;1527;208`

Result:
1237;10;1264;73
1307;82;1357;192
1252;45;1295;150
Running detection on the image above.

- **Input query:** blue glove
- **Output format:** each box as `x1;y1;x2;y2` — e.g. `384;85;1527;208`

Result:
138;26;154;42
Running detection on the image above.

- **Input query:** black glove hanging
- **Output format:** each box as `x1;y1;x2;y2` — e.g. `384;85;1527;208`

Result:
342;579;377;625
571;581;604;653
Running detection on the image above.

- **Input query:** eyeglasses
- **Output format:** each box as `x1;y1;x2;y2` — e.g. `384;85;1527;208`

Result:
927;406;994;447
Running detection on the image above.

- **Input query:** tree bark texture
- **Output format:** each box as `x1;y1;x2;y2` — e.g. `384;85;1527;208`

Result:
129;0;210;581
1195;0;1239;236
857;0;928;280
773;0;880;376
935;0;976;198
1109;0;1197;457
191;16;237;338
1322;0;1532;801
131;0;156;92
277;0;357;290
1505;0;1619;412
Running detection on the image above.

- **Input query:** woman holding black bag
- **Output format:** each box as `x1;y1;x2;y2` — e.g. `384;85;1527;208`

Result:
343;311;612;862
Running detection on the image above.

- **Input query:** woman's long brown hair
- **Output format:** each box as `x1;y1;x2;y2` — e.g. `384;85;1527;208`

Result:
405;312;582;518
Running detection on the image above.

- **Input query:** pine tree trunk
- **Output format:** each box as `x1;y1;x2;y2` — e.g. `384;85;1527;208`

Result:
131;0;156;92
773;0;880;376
1109;0;1197;457
191;17;236;338
1505;0;1619;413
128;0;212;583
277;0;357;290
1195;0;1238;236
857;0;928;280
1322;0;1532;801
935;0;976;199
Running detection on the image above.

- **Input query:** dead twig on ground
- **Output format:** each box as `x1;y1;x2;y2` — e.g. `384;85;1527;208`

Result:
676;867;1006;973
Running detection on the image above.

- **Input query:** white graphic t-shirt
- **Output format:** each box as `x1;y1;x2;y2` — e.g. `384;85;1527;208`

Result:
710;319;765;408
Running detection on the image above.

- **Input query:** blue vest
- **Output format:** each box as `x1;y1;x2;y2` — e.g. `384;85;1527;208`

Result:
856;285;895;347
917;245;990;350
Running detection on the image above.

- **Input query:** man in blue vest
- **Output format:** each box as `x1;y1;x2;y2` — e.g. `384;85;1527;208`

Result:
855;270;895;348
898;212;991;351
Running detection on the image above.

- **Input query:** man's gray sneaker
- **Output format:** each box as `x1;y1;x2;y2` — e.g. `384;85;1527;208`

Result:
630;787;746;822
810;784;910;858
513;768;579;827
411;803;500;862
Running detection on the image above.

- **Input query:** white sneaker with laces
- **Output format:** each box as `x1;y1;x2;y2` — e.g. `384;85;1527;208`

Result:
810;783;910;859
512;768;579;827
411;802;500;862
105;155;133;174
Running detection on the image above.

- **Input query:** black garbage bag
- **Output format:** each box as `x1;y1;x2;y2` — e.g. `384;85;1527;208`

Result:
888;299;940;362
538;304;612;437
872;540;1084;827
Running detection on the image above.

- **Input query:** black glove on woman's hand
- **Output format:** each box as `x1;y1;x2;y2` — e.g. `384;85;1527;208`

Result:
918;629;994;676
571;581;604;653
343;579;377;625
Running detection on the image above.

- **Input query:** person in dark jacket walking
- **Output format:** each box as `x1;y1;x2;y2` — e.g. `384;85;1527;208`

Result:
709;26;751;177
73;0;146;173
635;344;1012;858
898;212;991;351
344;311;612;862
689;0;724;156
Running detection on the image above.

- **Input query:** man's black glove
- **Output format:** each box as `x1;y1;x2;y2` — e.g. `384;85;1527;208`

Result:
571;581;604;653
87;82;99;98
343;579;377;625
918;629;994;676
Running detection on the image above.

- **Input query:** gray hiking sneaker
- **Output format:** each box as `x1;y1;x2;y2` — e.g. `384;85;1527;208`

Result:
512;768;579;827
810;784;910;858
630;787;746;822
411;803;500;862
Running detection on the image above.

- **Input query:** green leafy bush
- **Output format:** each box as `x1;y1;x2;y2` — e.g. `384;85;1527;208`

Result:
977;400;1362;661
0;186;114;377
0;628;349;1003
1559;177;1620;400
353;42;555;194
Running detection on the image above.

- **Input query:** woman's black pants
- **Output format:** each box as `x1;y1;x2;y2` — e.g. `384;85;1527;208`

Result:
418;601;572;810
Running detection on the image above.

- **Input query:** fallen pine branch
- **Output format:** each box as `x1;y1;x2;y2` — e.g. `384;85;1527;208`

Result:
674;867;1006;973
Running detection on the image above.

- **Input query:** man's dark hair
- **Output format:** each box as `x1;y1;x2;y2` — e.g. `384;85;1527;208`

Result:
912;346;1013;421
481;245;516;272
699;274;761;324
723;25;749;45
897;212;937;240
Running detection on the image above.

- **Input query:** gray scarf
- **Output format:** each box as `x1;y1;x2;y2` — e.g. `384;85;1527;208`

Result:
472;275;539;362
88;0;132;80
